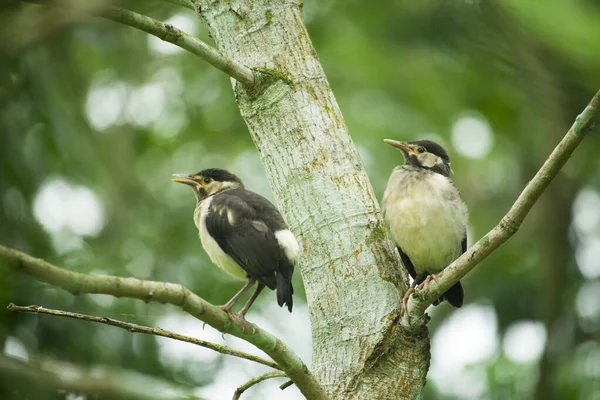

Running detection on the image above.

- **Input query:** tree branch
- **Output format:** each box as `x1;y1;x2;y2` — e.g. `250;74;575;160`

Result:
232;371;287;400
0;354;203;400
405;89;600;324
23;1;255;87
6;303;280;371
0;245;328;400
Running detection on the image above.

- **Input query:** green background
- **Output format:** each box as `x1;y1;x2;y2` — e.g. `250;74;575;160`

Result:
1;0;600;399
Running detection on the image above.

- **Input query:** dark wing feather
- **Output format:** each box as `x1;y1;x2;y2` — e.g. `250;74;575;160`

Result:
205;194;281;289
397;246;417;280
440;232;467;308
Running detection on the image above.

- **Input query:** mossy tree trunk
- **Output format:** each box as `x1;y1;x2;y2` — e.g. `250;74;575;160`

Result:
197;0;430;398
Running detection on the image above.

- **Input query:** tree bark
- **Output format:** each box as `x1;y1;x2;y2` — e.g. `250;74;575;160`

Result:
196;0;429;398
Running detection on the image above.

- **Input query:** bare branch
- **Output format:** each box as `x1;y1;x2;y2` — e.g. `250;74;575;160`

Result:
232;371;287;400
23;1;255;87
0;353;202;400
280;379;294;390
0;245;328;400
405;89;600;325
7;303;280;370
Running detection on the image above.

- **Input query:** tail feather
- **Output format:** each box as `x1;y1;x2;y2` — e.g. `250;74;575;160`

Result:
432;281;464;308
276;259;294;312
443;281;464;308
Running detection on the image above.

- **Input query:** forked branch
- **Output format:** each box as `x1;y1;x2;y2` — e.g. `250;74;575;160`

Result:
22;1;255;87
232;371;287;400
7;303;280;370
0;245;327;400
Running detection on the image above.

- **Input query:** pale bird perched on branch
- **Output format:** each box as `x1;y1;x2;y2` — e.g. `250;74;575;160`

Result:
172;168;299;318
381;139;468;314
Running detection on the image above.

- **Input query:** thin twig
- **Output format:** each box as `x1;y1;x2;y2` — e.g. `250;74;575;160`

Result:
6;303;280;370
280;379;294;390
22;1;256;87
0;245;328;400
232;371;287;400
406;89;600;325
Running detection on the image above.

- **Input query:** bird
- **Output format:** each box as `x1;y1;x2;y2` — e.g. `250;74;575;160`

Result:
381;139;468;314
172;168;299;318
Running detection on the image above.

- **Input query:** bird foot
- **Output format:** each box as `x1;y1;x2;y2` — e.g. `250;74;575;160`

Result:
232;312;249;322
401;287;415;317
217;304;235;316
417;274;437;292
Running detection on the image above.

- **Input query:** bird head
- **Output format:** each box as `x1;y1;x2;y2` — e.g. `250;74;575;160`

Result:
171;168;244;201
384;139;452;176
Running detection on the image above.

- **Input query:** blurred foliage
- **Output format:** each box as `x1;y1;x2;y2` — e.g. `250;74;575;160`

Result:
1;0;600;399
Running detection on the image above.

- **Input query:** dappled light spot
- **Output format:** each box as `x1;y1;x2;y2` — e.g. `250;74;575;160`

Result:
121;238;155;279
51;230;84;254
572;188;600;238
156;312;225;367
502;321;547;363
125;83;166;127
3;336;29;361
430;303;498;398
451;112;494;159
576;281;600;332
575;238;600;279
88;294;115;309
85;76;128;131
33;179;105;238
153;98;188;140
573;341;600;381
147;13;199;55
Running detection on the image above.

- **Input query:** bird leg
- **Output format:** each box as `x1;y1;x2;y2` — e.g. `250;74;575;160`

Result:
401;277;421;316
219;279;255;313
417;274;437;292
400;287;415;316
238;283;266;318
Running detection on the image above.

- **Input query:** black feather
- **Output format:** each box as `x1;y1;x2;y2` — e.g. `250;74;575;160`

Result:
397;246;417;279
409;140;451;164
196;168;244;186
205;189;294;310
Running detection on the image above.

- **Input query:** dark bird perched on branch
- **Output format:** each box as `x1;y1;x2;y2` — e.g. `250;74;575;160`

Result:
172;168;298;318
381;139;468;314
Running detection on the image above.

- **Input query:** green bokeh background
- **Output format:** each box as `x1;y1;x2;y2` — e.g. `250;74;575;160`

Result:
1;1;600;399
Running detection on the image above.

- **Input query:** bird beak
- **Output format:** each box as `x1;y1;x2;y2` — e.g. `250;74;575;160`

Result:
384;139;414;155
171;173;198;187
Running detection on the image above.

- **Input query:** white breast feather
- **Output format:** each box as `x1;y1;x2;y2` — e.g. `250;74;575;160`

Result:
382;168;468;275
194;197;247;280
275;229;300;262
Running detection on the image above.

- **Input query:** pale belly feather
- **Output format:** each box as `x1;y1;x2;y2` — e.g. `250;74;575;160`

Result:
194;197;247;280
383;169;467;275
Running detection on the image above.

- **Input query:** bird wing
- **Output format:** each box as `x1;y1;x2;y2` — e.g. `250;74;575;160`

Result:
205;193;282;288
397;246;417;280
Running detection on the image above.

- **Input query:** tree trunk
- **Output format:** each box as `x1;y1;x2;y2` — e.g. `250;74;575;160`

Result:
196;0;430;398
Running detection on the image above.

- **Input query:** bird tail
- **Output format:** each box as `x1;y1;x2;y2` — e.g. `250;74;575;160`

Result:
276;259;294;312
441;281;464;308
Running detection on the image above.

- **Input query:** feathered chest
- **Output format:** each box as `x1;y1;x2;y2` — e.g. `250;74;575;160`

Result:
382;167;468;273
193;196;247;279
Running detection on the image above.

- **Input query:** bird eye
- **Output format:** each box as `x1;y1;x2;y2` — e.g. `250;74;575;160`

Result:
203;177;212;184
417;147;425;153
